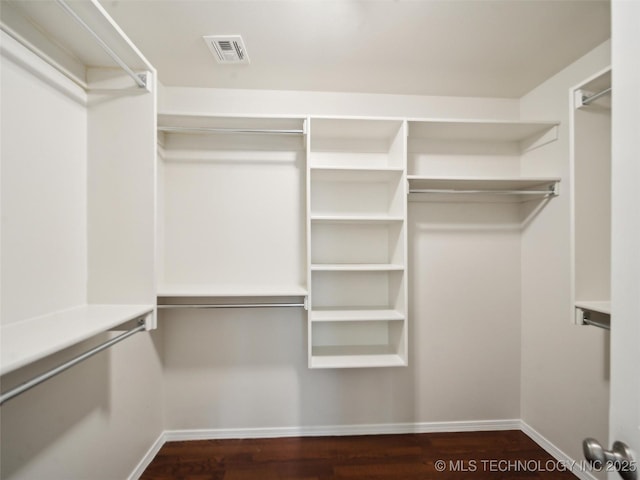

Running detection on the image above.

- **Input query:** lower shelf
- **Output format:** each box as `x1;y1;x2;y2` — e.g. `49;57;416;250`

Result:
0;304;153;375
309;317;407;368
310;346;407;368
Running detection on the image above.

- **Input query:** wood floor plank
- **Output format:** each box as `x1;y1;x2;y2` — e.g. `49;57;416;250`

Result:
140;430;579;480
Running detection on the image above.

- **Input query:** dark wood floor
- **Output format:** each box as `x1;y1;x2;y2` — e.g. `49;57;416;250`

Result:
141;430;579;480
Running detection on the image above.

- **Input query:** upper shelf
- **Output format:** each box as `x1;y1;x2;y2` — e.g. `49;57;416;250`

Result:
0;304;153;376
158;114;306;135
408;120;559;142
157;283;308;299
1;0;153;90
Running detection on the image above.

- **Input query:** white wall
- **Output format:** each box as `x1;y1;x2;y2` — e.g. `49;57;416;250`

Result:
519;40;611;466
1;32;87;326
159;85;520;120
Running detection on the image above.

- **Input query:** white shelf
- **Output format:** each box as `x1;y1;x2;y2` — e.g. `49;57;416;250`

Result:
310;167;403;183
0;304;153;376
157;284;308;298
310;118;404;141
311;264;404;272
408;120;559;143
311;308;405;322
310;215;404;224
310;347;406;369
575;301;611;315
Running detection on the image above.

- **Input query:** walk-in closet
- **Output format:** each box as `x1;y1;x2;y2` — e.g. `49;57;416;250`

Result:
2;1;638;479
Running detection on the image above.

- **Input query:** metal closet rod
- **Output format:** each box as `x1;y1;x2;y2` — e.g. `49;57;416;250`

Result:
582;87;612;105
158;126;305;135
409;189;556;195
0;318;147;406
158;303;306;309
583;316;611;330
54;0;147;89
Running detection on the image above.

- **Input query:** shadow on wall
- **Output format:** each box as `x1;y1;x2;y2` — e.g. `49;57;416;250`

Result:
0;336;111;479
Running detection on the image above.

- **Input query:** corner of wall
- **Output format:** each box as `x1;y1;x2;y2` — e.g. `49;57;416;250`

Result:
517;37;611;468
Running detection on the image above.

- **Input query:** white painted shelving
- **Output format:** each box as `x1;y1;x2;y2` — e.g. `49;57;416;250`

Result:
1;0;156;376
307;117;408;368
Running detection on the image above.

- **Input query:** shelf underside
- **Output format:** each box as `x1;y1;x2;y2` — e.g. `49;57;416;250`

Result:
408;120;559;142
157;284;308;298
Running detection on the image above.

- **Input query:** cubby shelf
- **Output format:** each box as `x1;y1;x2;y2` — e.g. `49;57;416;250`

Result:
1;0;155;380
310;349;406;369
310;308;405;322
311;264;404;272
310;215;404;224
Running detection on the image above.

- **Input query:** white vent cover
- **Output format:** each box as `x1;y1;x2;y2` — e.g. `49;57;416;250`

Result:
203;35;250;64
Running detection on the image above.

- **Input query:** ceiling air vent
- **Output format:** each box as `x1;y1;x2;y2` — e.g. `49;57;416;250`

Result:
203;35;250;64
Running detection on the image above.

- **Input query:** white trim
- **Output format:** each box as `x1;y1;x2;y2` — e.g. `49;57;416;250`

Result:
128;431;166;480
520;421;599;480
164;419;521;442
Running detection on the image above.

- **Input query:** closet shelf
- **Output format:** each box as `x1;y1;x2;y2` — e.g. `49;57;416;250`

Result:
310;215;404;224
311;264;404;272
408;176;560;202
0;304;153;376
310;167;403;182
158;114;305;134
311;308;405;322
157;283;308;298
1;0;152;90
310;348;406;369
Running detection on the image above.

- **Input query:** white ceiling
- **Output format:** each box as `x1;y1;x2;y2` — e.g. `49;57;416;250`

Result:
101;0;610;98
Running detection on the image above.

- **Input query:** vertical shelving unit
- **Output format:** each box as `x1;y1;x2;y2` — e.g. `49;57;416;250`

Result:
0;0;156;376
307;118;408;368
571;69;612;329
